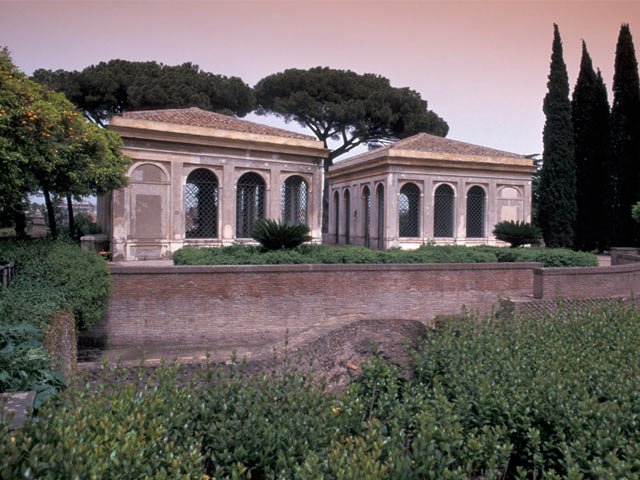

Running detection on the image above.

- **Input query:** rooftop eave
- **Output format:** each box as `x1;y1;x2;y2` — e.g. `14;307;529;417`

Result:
108;117;329;158
328;150;537;178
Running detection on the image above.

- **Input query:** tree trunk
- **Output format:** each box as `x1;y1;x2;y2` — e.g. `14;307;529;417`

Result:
13;205;27;239
43;186;57;239
66;194;75;239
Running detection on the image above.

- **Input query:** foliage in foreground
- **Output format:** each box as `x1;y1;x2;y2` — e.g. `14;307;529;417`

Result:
0;239;110;402
250;218;312;251
3;302;640;478
173;243;597;268
492;220;542;248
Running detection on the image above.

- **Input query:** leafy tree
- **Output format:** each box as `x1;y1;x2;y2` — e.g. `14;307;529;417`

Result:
538;24;576;248
254;67;448;230
33;60;255;127
1;51;129;238
492;220;542;248
571;41;611;251
610;24;640;246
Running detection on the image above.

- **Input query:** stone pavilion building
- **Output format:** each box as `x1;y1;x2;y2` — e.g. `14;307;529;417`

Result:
326;133;537;249
98;108;328;261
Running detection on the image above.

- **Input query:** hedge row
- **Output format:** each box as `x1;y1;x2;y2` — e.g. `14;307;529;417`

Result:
2;302;639;478
173;243;598;268
0;239;111;404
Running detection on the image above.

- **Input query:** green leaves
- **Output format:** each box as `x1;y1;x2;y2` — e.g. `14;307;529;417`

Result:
492;220;543;248
250;218;312;251
173;243;597;267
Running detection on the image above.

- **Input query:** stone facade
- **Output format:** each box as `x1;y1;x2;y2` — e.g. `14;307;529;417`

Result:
325;133;537;248
99;108;328;261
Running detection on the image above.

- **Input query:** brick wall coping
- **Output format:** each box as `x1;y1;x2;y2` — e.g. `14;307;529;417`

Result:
533;262;640;276
110;262;545;275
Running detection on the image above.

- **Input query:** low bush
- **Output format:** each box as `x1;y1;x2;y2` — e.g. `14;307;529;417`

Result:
3;302;639;478
250;218;312;250
0;239;110;404
492;220;542;247
173;243;597;268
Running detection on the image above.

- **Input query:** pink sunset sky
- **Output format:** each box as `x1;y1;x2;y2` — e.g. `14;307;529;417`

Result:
2;0;639;159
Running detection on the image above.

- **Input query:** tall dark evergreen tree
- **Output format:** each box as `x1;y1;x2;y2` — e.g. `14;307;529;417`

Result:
595;69;614;250
610;24;640;246
571;41;611;251
539;24;576;248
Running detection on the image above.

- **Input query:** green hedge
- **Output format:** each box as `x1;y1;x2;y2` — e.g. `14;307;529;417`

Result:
0;239;111;404
3;302;639;478
173;243;598;268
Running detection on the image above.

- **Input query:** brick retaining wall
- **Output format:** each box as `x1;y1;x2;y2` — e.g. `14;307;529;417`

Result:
92;263;541;346
533;263;640;299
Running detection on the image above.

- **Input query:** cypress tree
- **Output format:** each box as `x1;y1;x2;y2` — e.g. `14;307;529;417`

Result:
610;24;640;246
539;24;576;248
594;69;614;250
571;41;611;251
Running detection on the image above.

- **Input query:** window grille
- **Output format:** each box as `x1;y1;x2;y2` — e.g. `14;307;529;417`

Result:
334;191;340;244
466;186;486;238
399;183;420;237
236;172;265;238
377;184;384;249
185;169;218;238
363;186;371;248
344;189;351;244
282;176;308;224
434;184;454;237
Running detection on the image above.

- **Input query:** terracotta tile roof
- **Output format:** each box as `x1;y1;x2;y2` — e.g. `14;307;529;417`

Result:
344;132;527;163
120;107;315;141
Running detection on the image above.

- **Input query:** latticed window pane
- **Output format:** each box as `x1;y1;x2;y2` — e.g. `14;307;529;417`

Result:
377;184;384;249
466;186;486;238
334;191;340;244
185;169;218;238
236;172;265;238
281;176;308;224
399;183;420;237
344;189;351;244
363;186;371;248
434;184;454;237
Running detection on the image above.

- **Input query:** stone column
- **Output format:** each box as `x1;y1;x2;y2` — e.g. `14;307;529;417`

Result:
455;179;464;243
423;178;434;240
110;188;127;261
386;173;398;248
269;167;281;221
169;160;184;253
221;164;236;243
488;180;497;243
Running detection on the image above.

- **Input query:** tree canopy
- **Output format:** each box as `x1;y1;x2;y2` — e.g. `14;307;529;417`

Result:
32;60;255;127
571;41;611;251
610;24;640;246
254;67;448;230
255;67;448;163
0;49;129;237
538;25;576;249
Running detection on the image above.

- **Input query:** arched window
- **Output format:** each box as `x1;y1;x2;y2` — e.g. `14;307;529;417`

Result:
334;191;340;244
376;184;384;249
236;172;265;238
466;186;486;238
434;184;454;237
185;169;218;238
362;186;371;248
344;189;351;244
281;176;308;225
399;183;420;237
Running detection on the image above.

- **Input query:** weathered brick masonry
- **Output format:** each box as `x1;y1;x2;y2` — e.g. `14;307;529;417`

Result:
95;263;541;346
533;263;640;298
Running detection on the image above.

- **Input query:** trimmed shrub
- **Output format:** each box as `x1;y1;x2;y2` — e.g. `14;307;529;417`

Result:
173;243;597;268
493;220;542;247
251;218;312;250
